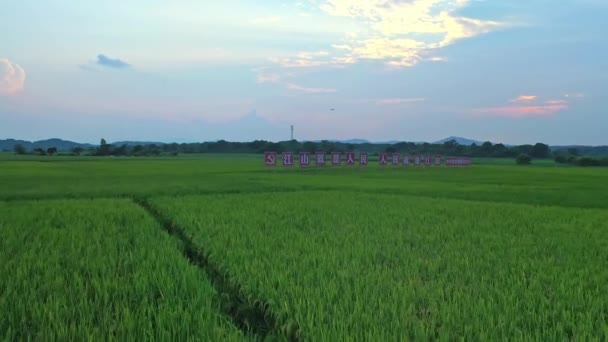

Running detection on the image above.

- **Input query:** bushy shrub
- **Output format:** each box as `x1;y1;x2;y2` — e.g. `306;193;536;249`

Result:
577;157;600;167
516;154;531;165
554;155;567;164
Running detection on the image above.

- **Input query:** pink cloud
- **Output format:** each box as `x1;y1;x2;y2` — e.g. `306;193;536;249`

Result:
476;102;568;118
256;70;336;93
510;95;537;102
0;58;26;95
257;73;281;83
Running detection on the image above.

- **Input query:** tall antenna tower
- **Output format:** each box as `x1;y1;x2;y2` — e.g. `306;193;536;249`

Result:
291;125;294;140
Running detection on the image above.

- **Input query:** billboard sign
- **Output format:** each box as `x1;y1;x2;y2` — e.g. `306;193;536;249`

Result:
315;152;326;166
299;152;310;167
282;152;294;167
360;153;368;166
331;152;341;166
379;153;388;166
264;152;472;168
345;152;356;166
264;152;277;167
391;154;400;166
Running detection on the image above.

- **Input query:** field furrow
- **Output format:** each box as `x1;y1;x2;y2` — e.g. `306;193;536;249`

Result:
0;199;245;341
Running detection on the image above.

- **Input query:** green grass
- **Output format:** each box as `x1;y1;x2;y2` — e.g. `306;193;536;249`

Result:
151;191;608;340
0;199;245;341
1;154;607;208
1;154;607;339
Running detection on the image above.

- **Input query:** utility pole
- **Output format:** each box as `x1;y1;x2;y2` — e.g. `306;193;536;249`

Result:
291;125;294;141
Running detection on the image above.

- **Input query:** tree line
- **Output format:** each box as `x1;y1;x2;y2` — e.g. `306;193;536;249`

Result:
11;138;607;166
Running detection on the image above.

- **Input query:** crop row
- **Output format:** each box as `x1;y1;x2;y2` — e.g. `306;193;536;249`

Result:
0;199;245;340
151;191;608;340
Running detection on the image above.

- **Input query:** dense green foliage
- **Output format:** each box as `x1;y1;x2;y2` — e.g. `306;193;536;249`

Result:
555;155;608;167
516;153;532;165
151;192;608;340
0;199;244;341
4;138;556;159
1;154;607;339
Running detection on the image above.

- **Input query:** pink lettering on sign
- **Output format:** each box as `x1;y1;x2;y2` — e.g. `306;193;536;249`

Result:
435;155;441;166
446;157;472;167
282;152;294;167
264;152;277;167
331;152;341;166
299;152;310;167
379;153;388;166
360;153;368;166
392;154;400;166
315;152;326;166
413;154;420;166
403;154;410;167
345;152;356;165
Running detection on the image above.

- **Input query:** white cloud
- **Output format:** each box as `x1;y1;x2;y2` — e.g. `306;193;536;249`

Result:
276;0;505;69
564;93;585;98
285;82;337;93
0;58;26;95
256;71;336;93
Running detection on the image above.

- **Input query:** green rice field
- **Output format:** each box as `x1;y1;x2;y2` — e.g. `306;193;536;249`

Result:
1;154;607;340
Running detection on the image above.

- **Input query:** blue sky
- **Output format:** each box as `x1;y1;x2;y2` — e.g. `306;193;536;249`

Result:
1;0;606;144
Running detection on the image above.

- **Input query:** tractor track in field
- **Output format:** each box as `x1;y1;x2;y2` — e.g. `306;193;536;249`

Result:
133;197;300;341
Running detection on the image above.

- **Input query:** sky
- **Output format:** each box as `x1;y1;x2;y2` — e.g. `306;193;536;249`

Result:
1;0;607;145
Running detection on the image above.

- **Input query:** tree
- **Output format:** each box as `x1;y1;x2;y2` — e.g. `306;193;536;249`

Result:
302;141;318;153
72;147;83;155
98;138;112;156
567;148;580;156
480;141;494;157
530;143;550;159
577;157;600;167
47;147;57;155
516;154;531;165
385;146;397;153
33;148;46;155
14;144;26;155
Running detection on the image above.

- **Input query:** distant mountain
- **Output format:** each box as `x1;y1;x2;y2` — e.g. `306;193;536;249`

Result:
112;141;166;146
433;136;485;146
334;139;371;144
373;140;402;145
0;138;94;152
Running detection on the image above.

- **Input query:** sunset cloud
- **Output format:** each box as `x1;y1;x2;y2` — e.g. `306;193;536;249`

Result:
0;58;26;95
510;95;538;102
476;97;569;118
315;0;503;68
257;71;336;93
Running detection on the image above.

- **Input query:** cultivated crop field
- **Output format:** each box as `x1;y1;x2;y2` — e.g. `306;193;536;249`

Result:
1;154;607;340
